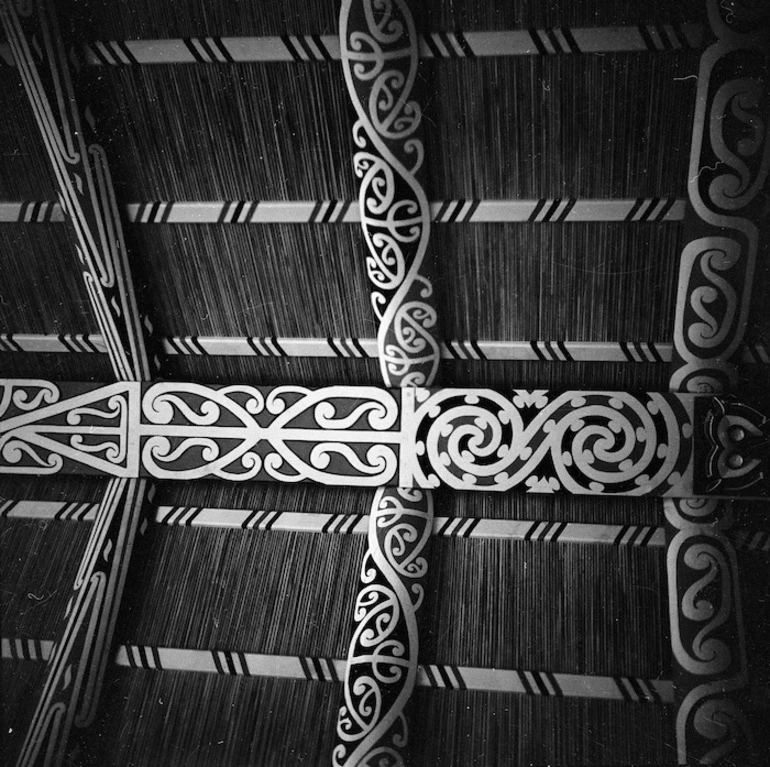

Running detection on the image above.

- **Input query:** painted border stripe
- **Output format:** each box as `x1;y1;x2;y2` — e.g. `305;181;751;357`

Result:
0;199;686;224
16;25;700;67
0;501;665;548
2;640;673;703
3;334;767;365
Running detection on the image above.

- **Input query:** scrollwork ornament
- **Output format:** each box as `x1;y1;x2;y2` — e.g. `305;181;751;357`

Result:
341;0;440;388
335;487;432;766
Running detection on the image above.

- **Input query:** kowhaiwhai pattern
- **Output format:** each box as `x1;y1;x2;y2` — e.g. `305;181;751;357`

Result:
0;0;153;381
17;477;148;767
401;388;694;495
670;0;769;394
341;0;440;387
335;487;432;767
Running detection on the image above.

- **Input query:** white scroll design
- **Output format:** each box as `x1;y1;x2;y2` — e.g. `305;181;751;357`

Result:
341;0;440;388
334;487;432;767
140;383;401;485
402;389;693;494
0;380;138;476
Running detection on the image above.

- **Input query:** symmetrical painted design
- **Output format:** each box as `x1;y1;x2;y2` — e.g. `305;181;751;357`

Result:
670;2;769;395
665;498;751;765
5;333;770;365
5;379;768;497
696;397;769;497
0;0;153;381
340;0;440;388
0;23;707;67
16;477;148;767
139;382;402;483
0;198;687;224
2;639;675;704
0;380;139;476
400;388;694;495
335;487;432;766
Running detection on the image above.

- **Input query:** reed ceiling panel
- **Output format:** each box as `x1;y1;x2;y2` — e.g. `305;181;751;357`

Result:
441;359;672;391
63;0;708;39
0;352;115;382
0;224;99;334
82;63;356;202
161;355;385;386
1;661;49;765
0;71;58;200
438;490;662;526
423;53;699;199
0;518;93;639
81;667;342;767
117;526;365;659
0;474;109;503
125;223;373;337
411;689;674;766
422;538;669;678
434;222;682;341
153;480;375;516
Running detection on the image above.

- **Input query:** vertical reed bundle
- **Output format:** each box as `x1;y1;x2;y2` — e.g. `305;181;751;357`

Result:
116;526;366;659
0;661;50;763
0;224;97;334
122;223;373;338
439;489;662;526
162;355;385;386
411;689;675;766
152;480;375;516
441;359;672;391
0;518;94;638
0;70;57;199
78;667;343;766
423;53;700;199
432;222;683;343
421;537;669;678
83;63;356;202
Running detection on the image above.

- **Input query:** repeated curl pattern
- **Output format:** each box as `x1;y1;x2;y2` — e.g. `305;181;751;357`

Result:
665;499;750;764
335;487;432;767
403;389;693;495
0;380;136;476
140;383;401;485
341;0;440;388
671;0;769;394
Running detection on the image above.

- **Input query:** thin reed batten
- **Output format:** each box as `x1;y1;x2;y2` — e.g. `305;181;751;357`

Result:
411;688;675;765
423;538;670;679
0;197;688;224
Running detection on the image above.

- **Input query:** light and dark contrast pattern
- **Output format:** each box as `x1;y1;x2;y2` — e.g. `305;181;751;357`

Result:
400;388;695;496
5;333;770;365
665;498;752;766
6;378;770;498
335;487;433;766
0;23;705;67
0;0;154;381
340;0;440;388
16;477;148;767
670;1;769;395
0;197;687;224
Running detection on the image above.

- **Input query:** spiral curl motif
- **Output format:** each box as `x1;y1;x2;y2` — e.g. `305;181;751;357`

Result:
341;0;440;388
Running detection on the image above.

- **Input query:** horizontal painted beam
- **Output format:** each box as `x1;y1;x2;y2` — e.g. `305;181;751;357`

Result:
0;25;705;68
1;379;765;496
3;334;769;363
0;499;666;547
0;639;673;703
0;198;686;224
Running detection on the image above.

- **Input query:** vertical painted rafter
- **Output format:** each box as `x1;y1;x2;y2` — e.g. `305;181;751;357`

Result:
0;0;156;381
337;1;441;763
666;1;768;763
16;478;150;767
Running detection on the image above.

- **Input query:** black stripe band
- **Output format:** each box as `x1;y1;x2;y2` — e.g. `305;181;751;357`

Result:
183;38;208;63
